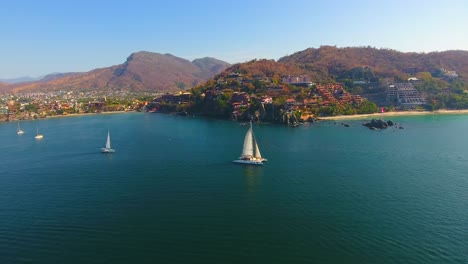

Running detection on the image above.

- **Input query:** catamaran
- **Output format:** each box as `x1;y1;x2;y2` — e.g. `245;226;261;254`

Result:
101;131;115;153
233;121;267;165
17;122;24;135
34;127;43;139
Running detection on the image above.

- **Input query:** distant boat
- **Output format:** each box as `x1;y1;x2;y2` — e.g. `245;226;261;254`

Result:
233;121;267;165
101;131;115;153
17;122;24;135
34;127;43;139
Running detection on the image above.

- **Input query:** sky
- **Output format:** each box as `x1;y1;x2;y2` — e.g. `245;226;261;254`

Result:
1;0;467;79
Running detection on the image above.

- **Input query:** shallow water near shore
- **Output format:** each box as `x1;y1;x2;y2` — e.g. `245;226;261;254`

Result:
1;112;467;263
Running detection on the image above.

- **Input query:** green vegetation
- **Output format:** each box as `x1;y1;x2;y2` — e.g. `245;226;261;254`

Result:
151;47;468;125
150;59;383;125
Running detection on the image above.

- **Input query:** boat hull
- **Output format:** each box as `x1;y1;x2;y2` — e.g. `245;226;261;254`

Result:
233;159;263;165
101;148;115;153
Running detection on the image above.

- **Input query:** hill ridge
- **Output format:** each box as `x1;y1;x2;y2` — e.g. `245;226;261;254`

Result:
7;51;231;93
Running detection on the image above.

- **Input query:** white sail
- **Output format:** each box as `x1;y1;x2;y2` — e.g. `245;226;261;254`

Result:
253;137;262;159
241;127;254;158
17;122;24;134
101;131;115;153
106;131;111;149
35;127;43;139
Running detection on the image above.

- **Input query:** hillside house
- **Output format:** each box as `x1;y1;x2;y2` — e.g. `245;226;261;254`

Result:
230;92;250;105
282;75;313;86
261;96;273;104
441;68;458;78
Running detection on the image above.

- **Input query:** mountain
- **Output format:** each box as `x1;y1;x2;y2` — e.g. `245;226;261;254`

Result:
40;72;79;82
7;51;230;93
278;46;468;81
192;57;233;79
0;73;78;85
0;76;42;84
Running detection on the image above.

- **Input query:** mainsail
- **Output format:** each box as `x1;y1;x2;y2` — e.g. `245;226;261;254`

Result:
241;127;254;157
106;131;111;149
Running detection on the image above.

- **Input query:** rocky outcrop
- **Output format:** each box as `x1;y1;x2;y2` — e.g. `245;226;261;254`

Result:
363;119;394;130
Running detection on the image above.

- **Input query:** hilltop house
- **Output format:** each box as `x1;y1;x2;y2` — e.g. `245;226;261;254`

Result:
282;75;313;86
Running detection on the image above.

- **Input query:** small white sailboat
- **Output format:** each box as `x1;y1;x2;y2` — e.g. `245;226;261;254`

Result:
17;122;24;135
34;127;43;139
101;131;115;153
233;121;267;165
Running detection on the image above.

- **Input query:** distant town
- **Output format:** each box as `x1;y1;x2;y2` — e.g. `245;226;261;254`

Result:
0;90;156;122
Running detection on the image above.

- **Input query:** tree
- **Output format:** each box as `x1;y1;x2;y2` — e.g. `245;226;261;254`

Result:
356;101;378;114
272;74;281;84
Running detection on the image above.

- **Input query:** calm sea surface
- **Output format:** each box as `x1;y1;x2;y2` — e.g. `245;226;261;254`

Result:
0;113;467;264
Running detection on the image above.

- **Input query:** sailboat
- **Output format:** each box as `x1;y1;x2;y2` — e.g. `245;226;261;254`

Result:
101;131;115;153
17;122;24;135
34;127;43;139
233;121;267;165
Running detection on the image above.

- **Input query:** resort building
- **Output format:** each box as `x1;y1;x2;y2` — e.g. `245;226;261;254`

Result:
387;83;426;107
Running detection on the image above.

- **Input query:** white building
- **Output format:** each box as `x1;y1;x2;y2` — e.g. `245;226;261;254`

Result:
387;83;426;107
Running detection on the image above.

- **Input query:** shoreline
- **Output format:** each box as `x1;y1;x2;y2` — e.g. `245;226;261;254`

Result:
45;111;132;119
318;109;468;121
1;111;136;123
4;109;468;123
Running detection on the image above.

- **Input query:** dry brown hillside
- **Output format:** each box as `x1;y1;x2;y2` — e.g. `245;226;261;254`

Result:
0;82;9;93
8;51;230;93
279;46;468;81
219;59;304;79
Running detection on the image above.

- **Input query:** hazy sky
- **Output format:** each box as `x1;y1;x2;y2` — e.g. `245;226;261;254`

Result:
1;0;467;78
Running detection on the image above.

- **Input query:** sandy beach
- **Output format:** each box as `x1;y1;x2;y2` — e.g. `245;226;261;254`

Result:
318;109;468;121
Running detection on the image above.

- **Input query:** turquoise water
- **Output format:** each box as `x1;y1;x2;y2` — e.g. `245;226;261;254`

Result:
0;113;467;263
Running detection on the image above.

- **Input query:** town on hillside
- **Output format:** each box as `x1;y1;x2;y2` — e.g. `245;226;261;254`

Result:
0;90;154;122
146;64;465;126
1;65;466;125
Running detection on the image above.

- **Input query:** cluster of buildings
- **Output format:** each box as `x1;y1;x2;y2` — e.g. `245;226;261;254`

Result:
152;73;373;122
440;68;458;78
152;92;193;105
315;84;363;107
386;82;426;107
1;90;149;121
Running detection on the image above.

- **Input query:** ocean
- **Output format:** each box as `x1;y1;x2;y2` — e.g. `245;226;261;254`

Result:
0;113;467;263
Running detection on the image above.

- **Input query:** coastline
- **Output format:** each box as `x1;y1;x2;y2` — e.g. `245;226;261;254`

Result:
318;109;468;121
4;109;468;124
45;111;132;119
1;111;135;123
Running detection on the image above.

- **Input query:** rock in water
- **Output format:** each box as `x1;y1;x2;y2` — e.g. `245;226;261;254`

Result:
363;119;391;130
